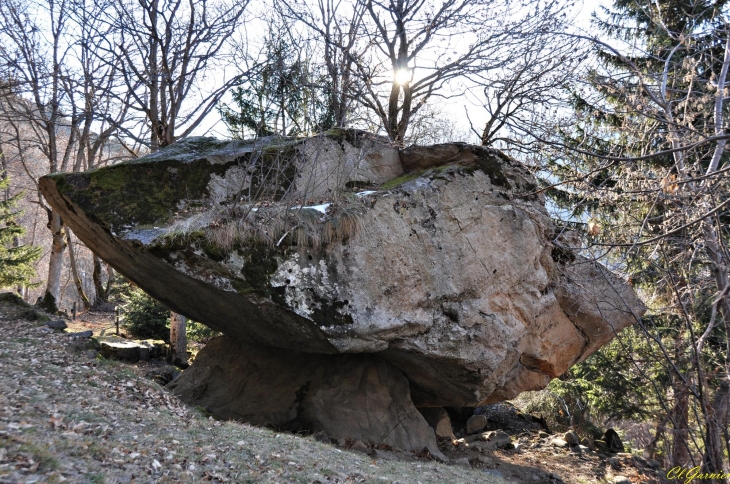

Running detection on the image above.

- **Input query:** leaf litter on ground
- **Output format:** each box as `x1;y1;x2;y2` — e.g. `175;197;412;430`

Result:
0;312;510;484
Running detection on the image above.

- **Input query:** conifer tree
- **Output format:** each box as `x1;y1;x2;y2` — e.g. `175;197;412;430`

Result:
219;26;333;139
544;0;730;473
0;172;41;289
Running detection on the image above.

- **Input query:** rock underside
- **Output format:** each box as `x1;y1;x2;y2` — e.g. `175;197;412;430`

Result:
39;130;645;454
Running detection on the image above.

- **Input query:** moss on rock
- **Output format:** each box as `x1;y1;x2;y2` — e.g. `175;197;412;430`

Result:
50;157;235;231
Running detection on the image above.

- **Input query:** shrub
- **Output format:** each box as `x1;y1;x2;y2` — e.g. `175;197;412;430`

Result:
120;285;170;341
187;320;221;344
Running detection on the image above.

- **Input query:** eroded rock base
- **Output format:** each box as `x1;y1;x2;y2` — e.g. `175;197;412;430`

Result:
168;336;441;455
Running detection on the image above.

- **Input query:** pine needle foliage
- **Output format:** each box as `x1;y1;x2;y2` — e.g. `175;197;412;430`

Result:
0;173;40;289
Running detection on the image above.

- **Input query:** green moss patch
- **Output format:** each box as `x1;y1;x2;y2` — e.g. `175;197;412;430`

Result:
323;128;371;148
51;157;235;231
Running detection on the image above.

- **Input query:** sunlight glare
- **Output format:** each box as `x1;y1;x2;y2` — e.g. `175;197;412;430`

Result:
394;68;411;85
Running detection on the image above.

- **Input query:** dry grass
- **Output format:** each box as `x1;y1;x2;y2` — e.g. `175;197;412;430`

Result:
165;196;368;252
0;312;508;483
162;135;383;253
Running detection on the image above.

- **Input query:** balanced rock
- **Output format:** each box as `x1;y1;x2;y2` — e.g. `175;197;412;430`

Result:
39;131;645;450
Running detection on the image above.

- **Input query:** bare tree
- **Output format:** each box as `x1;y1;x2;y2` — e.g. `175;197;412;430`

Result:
0;0;130;309
99;0;251;150
469;32;584;150
0;0;77;309
277;0;367;129
280;0;574;145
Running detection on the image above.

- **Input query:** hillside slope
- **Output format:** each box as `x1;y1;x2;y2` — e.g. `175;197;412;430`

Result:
0;300;507;484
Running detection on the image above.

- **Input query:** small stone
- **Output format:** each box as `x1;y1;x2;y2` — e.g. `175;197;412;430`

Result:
613;477;631;484
581;437;596;451
85;349;99;359
452;457;471;468
564;431;579;445
470;441;497;452
608;457;620;469
373;449;397;461
351;440;371;455
45;319;67;330
578;445;590;452
551;438;568;448
337;438;347;447
513;443;523;452
483;430;512;448
68;330;92;338
466;415;487;434
569;445;582;454
538;431;549;438
463;433;481;443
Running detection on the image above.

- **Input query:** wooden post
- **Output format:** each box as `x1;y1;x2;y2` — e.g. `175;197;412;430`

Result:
72;301;77;320
115;306;120;335
169;312;188;367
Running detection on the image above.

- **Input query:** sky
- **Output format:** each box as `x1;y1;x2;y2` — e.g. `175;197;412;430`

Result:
193;0;611;142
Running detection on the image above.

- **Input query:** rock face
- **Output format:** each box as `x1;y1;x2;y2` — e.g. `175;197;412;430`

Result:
167;336;442;455
39;130;644;451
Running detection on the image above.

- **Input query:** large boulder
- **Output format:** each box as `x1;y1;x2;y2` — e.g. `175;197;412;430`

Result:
39;130;644;449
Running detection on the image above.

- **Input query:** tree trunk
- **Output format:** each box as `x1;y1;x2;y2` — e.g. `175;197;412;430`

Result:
704;378;730;478
43;210;66;311
103;262;114;300
169;312;188;367
671;383;691;467
66;227;91;309
92;254;111;305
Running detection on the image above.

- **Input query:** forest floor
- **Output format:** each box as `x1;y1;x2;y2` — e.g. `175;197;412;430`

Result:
0;297;671;484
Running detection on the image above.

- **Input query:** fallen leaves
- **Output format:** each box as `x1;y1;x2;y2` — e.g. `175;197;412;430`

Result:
0;313;512;483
